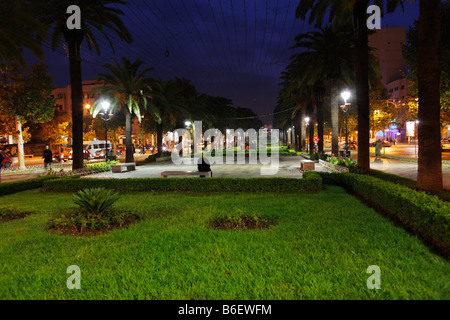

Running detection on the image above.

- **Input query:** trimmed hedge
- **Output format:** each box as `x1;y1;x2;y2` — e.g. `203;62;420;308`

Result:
42;173;322;193
318;172;450;255
0;176;59;197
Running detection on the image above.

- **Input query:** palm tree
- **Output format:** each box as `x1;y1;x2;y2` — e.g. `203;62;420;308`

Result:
296;0;404;170
146;79;189;156
91;57;160;163
290;26;356;155
36;0;132;169
0;0;46;67
297;0;444;192
417;0;443;192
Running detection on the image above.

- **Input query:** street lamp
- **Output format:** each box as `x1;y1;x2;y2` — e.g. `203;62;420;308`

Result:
305;117;310;153
100;100;112;160
340;90;351;157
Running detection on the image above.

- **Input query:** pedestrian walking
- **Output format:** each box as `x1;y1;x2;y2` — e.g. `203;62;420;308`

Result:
375;139;382;160
43;145;53;172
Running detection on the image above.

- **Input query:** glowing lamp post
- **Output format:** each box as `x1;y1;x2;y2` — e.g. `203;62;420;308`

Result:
100;101;111;160
305;117;310;153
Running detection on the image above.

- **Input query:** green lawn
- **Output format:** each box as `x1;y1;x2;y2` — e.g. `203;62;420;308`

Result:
0;186;448;299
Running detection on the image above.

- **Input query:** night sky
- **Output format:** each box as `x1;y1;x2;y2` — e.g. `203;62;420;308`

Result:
26;0;420;124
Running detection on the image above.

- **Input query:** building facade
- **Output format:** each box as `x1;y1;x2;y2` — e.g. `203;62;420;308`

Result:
51;81;156;148
369;26;411;143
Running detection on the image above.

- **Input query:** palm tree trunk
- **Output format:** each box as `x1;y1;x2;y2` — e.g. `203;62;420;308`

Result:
309;121;314;155
301;107;307;151
330;82;340;157
317;102;324;152
157;122;163;156
67;37;84;170
125;107;134;163
417;0;443;192
354;0;370;171
295;106;303;151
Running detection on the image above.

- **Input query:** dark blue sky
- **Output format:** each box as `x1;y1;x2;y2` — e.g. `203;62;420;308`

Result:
27;0;420;124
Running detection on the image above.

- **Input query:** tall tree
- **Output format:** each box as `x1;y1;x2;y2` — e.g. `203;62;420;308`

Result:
289;26;356;155
0;0;46;67
404;1;448;192
144;79;188;156
36;0;132;169
91;57;160;163
417;0;442;192
0;63;56;169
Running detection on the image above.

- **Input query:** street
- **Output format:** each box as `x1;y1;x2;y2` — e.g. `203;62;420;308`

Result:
328;142;450;161
377;143;450;160
5;152;152;169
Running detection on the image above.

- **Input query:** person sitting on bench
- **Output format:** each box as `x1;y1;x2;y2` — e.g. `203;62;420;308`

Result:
197;154;212;177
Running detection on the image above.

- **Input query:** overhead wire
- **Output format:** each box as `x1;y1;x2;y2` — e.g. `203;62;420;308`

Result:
15;1;315;123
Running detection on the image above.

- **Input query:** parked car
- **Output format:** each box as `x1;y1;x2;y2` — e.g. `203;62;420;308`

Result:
371;141;391;147
1;152;13;168
342;141;357;150
442;139;450;151
85;141;112;159
59;149;90;161
116;145;125;155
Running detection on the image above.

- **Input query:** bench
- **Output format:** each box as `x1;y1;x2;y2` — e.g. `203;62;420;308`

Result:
112;163;136;173
161;171;212;178
24;154;33;158
300;160;315;171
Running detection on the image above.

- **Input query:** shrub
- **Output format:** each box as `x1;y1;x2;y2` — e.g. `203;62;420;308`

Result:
144;152;172;163
43;161;119;177
0;207;30;222
318;172;450;255
48;187;136;235
0;176;59;197
326;156;363;173
210;209;274;231
310;152;328;161
43;174;322;193
48;208;136;234
72;188;120;215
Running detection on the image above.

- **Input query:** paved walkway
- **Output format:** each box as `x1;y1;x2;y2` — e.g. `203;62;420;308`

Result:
84;156;330;179
369;157;450;190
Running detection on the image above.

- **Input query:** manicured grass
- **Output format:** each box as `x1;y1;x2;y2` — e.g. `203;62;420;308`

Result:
0;186;448;299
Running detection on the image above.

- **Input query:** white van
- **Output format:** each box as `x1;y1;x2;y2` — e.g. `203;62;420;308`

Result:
84;140;112;159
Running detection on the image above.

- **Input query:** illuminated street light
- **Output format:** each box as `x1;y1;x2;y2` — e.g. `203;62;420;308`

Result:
341;90;351;104
101;100;110;112
100;100;112;160
305;117;310;153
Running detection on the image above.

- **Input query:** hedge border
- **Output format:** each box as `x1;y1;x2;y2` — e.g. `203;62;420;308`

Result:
42;173;322;193
0;176;60;197
317;172;450;257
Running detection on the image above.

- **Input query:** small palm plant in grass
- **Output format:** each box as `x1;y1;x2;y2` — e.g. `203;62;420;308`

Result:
49;188;136;235
72;188;120;216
